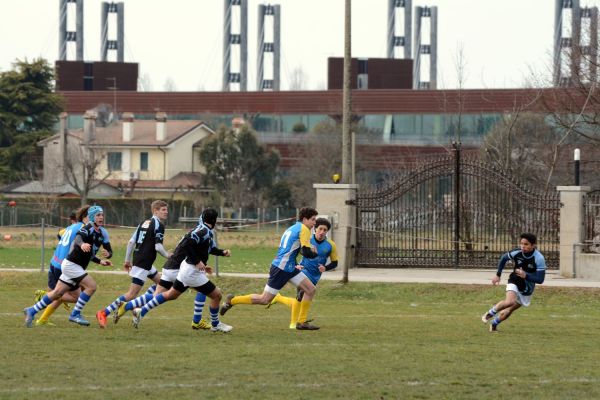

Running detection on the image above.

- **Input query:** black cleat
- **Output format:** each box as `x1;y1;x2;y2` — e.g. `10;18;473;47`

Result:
296;321;320;331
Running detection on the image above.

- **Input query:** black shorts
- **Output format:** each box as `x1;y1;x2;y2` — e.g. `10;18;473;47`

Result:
267;265;301;291
173;279;216;296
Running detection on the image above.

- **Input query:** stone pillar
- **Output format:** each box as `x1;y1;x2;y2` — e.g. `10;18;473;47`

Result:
558;186;590;277
314;183;358;270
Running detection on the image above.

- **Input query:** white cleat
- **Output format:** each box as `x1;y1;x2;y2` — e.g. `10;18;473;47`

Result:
211;321;233;333
132;307;142;329
481;312;493;324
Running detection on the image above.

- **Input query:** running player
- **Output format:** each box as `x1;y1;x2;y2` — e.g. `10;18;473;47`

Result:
96;200;170;328
131;208;232;332
23;205;113;327
481;233;546;332
220;207;320;330
34;206;91;326
268;217;337;329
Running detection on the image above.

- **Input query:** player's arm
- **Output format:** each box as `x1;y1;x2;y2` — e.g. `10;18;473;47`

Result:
74;231;91;252
492;252;511;284
123;231;136;270
323;240;339;271
210;247;231;257
300;225;318;259
155;243;170;258
525;253;546;284
102;242;113;259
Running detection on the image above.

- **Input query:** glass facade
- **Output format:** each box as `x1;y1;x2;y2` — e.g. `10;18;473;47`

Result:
65;112;508;144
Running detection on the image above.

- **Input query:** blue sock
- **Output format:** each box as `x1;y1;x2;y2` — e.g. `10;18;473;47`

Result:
31;295;52;314
492;316;501;326
193;292;207;324
209;306;219;327
126;292;153;311
145;285;156;295
72;292;91;316
488;306;498;316
141;293;166;317
104;295;126;316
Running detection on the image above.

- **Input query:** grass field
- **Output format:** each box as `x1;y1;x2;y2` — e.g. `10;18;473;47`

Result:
0;227;281;273
2;271;600;399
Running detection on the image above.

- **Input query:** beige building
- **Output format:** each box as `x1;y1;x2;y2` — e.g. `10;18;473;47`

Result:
37;111;215;199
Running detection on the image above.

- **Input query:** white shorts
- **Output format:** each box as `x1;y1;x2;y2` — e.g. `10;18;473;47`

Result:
264;271;309;295
176;261;209;288
506;283;532;307
59;259;87;286
129;265;159;282
160;268;178;283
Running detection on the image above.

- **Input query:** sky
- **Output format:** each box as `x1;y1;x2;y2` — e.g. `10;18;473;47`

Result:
1;0;598;91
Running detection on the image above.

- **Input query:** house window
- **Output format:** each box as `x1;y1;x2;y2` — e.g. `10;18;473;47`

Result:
107;152;122;171
140;152;148;171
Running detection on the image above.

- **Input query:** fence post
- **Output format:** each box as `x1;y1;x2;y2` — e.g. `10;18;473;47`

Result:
453;141;461;268
557;185;590;277
214;228;219;277
40;218;45;272
276;207;280;233
257;207;260;231
238;208;242;229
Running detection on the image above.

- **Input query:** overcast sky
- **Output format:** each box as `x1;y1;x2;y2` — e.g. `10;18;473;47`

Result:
1;0;598;91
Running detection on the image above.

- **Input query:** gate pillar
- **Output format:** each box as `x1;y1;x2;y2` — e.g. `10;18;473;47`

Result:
314;183;359;270
557;186;590;277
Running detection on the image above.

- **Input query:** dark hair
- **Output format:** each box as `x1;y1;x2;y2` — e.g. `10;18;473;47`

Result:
69;211;77;221
201;208;219;227
520;233;537;245
298;207;318;221
76;205;90;222
315;218;331;230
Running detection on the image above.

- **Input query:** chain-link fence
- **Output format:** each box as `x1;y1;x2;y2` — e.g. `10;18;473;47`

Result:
0;198;298;231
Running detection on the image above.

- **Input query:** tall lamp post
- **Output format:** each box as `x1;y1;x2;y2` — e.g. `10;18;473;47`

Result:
342;0;352;184
574;148;581;185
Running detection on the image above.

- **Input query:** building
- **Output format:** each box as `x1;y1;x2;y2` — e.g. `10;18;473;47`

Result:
36;111;215;199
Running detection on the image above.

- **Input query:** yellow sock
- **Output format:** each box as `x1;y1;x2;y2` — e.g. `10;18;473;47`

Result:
290;299;301;328
298;299;312;324
38;303;58;322
231;295;253;305
274;293;294;308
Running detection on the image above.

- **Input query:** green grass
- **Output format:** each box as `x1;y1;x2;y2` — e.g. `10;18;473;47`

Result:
2;272;600;399
0;246;274;273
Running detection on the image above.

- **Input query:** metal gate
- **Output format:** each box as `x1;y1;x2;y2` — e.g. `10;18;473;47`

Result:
356;146;560;269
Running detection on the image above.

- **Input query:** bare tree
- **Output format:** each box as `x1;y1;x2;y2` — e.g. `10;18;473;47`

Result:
63;142;111;206
288;67;308;90
163;78;177;92
138;72;154;92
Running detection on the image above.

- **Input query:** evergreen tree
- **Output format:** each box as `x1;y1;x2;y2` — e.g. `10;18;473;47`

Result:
0;58;63;182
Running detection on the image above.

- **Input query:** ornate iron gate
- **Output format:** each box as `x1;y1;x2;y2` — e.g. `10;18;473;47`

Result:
356;146;560;269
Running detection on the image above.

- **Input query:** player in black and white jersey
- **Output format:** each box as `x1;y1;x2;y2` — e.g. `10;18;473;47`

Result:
24;205;113;327
130;208;233;332
481;233;546;333
96;200;170;328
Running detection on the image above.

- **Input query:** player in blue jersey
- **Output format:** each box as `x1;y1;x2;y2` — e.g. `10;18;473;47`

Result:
130;208;233;332
268;217;338;329
220;207;321;330
96;200;170;328
23;205;113;327
481;233;546;333
34;206;90;326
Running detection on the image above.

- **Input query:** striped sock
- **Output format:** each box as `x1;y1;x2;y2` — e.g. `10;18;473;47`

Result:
72;292;91;315
145;285;156;295
192;292;206;323
209;306;219;328
488;306;498;316
104;295;126;316
126;292;153;311
492;316;501;326
141;293;165;317
32;295;52;314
